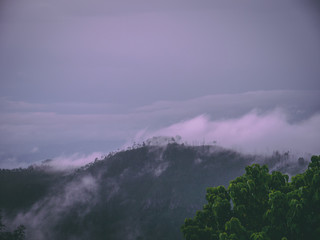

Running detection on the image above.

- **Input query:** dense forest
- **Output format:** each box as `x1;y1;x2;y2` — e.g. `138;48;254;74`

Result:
0;143;311;240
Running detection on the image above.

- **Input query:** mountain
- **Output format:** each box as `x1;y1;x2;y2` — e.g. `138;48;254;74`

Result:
0;143;309;240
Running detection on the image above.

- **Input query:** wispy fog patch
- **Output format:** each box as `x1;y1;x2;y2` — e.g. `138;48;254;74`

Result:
153;162;170;177
45;152;104;170
194;158;203;165
0;157;24;169
11;175;98;240
139;109;320;155
30;147;39;153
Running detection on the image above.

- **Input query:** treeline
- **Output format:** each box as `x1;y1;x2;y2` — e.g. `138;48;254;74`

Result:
181;155;320;240
0;144;312;239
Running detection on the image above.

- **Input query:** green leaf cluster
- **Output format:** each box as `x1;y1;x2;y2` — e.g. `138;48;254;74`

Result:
181;155;320;240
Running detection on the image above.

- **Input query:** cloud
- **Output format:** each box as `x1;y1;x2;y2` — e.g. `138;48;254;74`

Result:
138;109;320;155
0;157;22;169
0;90;319;168
44;152;105;170
12;174;99;240
1;90;318;144
30;147;39;153
1;0;319;106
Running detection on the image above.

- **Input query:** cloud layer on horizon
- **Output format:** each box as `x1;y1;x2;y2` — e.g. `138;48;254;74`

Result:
139;110;320;155
0;90;318;144
1;0;320;168
0;90;319;168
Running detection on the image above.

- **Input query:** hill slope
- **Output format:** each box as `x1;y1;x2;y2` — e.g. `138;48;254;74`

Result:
0;144;308;240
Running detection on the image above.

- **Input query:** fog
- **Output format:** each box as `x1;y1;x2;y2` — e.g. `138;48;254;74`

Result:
0;90;319;168
0;0;320;168
141;110;320;155
12;175;99;240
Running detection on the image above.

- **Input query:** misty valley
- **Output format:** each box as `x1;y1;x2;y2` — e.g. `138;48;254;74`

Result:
1;0;320;239
0;143;316;240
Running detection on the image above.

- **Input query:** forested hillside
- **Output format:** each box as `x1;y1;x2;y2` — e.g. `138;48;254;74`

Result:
0;144;309;240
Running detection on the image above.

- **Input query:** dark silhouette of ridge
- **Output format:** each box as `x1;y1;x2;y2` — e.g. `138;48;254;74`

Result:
0;143;308;240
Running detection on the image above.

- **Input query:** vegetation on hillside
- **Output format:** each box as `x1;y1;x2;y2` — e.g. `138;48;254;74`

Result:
181;155;320;240
0;211;25;240
0;144;312;239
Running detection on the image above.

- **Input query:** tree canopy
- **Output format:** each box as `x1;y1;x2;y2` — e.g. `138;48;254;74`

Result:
181;155;320;240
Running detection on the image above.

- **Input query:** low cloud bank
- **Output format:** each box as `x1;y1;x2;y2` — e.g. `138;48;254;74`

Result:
43;152;105;170
0;90;319;168
138;109;320;155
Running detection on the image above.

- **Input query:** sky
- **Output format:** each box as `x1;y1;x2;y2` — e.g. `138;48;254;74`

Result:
0;0;320;168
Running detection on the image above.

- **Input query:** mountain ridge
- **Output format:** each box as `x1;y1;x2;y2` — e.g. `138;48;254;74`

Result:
0;143;309;240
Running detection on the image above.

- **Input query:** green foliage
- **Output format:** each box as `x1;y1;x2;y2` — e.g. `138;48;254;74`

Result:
181;155;320;240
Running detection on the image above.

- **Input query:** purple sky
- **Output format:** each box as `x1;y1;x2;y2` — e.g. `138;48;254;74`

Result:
0;0;320;168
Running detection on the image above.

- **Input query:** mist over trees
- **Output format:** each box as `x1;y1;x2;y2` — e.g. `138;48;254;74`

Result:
0;211;25;240
181;156;320;240
0;144;312;239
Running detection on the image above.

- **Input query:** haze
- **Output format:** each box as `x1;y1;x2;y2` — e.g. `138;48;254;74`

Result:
0;0;319;168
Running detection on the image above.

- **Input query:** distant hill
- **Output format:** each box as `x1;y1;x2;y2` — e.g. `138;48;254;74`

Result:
0;143;309;240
